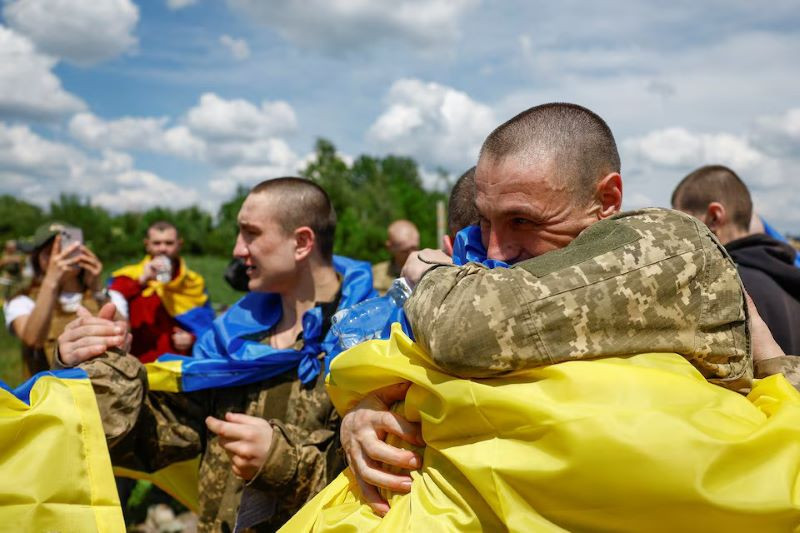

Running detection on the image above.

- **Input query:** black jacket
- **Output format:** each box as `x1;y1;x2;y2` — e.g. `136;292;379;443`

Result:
726;234;800;355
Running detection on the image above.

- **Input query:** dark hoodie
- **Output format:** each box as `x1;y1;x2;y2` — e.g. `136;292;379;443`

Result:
726;233;800;354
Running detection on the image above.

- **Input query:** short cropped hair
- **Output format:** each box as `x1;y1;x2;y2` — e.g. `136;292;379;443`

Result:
671;165;753;231
147;220;179;238
250;177;337;261
448;167;479;237
480;103;620;203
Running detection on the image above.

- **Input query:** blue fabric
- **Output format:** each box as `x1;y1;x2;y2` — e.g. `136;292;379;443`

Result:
1;368;88;405
159;256;376;392
451;225;509;268
174;299;216;336
762;217;800;268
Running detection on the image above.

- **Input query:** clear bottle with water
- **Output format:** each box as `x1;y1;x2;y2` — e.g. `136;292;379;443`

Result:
331;278;412;350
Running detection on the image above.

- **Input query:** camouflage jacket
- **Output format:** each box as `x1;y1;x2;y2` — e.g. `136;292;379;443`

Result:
406;208;766;391
68;302;344;532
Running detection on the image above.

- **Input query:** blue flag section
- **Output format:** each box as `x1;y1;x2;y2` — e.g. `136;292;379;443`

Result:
451;225;509;268
156;255;376;392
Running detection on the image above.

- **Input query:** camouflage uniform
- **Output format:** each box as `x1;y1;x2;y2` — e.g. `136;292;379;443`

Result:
406;208;800;391
371;260;401;295
64;298;344;532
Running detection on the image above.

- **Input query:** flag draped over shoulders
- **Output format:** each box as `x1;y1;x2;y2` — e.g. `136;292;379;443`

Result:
0;370;124;532
145;255;376;392
111;255;215;335
283;326;800;532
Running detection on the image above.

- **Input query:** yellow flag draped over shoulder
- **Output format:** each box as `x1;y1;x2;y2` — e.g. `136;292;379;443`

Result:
283;326;800;532
0;370;124;532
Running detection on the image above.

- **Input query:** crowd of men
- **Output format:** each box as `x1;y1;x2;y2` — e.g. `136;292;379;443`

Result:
3;102;800;531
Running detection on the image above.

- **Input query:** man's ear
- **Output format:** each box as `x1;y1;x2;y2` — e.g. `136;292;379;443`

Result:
705;202;727;233
442;234;454;257
294;227;315;261
595;172;623;219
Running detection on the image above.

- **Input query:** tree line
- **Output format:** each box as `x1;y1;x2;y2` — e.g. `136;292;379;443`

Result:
0;139;449;265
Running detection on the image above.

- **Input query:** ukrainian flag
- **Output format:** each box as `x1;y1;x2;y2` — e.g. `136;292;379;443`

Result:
284;326;800;532
111;256;215;336
0;370;124;531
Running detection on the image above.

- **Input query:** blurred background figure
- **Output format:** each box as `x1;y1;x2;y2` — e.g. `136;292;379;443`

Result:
3;222;105;378
0;240;25;305
443;166;479;256
107;220;213;364
672;165;800;354
372;219;419;294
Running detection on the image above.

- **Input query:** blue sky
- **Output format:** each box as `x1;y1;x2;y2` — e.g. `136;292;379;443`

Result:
1;0;799;231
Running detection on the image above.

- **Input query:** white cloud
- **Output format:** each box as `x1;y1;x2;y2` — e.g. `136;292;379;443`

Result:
368;78;495;171
0;122;194;212
166;0;196;9
219;34;250;61
93;170;198;211
227;0;477;52
3;0;139;65
753;108;800;158
67;93;303;199
0;26;86;120
185;93;297;141
68;112;206;159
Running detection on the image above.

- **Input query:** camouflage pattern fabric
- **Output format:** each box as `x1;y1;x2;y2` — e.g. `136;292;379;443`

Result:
755;356;800;386
406;208;756;392
64;337;343;532
371;261;401;296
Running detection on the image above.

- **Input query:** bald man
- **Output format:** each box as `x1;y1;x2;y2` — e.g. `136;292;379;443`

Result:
372;220;419;294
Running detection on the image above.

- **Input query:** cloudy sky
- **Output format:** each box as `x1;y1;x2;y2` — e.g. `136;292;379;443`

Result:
1;0;799;231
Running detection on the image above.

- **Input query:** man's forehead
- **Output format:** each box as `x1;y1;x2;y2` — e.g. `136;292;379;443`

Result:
147;227;177;240
475;154;556;190
238;192;278;225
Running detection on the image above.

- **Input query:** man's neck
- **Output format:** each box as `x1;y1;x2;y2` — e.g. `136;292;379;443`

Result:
717;225;750;246
271;260;339;349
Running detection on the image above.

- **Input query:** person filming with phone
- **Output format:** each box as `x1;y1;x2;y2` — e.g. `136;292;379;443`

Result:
3;222;105;378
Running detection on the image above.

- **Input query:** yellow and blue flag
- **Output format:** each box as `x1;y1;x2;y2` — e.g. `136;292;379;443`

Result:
111;256;215;336
0;369;124;531
284;327;800;532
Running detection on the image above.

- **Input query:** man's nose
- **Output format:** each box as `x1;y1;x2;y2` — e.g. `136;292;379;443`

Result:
232;235;247;258
485;229;517;262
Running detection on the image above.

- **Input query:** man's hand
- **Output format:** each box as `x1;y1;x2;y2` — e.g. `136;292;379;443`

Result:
58;303;130;366
206;413;274;481
138;256;167;285
401;249;453;288
341;382;424;516
746;290;785;362
171;327;194;351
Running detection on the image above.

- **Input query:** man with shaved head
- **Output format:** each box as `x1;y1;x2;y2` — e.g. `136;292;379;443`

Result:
339;103;800;516
56;177;376;531
372;219;420;294
672;165;800;354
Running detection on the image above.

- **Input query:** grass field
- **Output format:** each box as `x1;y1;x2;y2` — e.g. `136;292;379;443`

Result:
0;254;243;388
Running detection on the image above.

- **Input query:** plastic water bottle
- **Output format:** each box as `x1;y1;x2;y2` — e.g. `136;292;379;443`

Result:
331;278;412;350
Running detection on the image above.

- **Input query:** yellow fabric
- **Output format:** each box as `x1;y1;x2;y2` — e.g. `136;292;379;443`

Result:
145;359;183;393
0;375;124;532
113;359;200;512
113;255;208;317
283;326;800;532
114;459;200;512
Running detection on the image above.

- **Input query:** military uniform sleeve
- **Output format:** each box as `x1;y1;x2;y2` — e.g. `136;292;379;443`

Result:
405;209;751;390
69;349;207;472
755;356;800;390
246;414;343;510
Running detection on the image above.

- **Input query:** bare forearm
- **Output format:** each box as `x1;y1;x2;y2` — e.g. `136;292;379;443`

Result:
19;279;59;347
